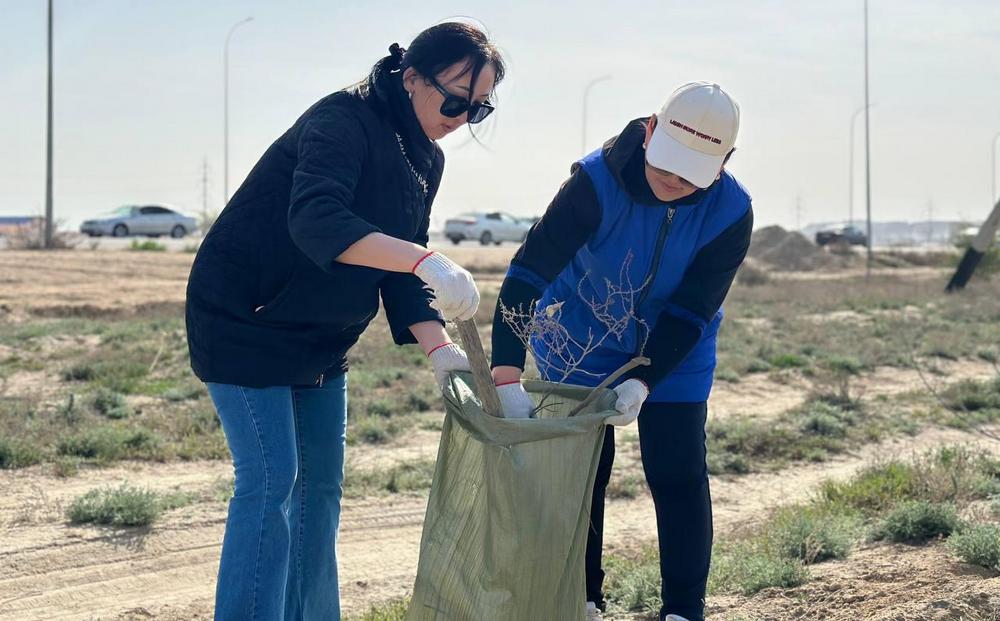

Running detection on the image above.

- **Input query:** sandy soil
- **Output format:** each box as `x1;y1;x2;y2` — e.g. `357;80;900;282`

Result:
1;249;997;620
2;424;996;621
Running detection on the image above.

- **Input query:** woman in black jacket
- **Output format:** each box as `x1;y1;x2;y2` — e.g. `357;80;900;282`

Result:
185;23;505;621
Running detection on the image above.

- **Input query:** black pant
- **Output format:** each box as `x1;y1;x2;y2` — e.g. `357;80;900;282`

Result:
586;401;712;621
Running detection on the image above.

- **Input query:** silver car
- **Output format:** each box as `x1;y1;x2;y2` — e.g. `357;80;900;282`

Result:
80;205;198;238
443;211;532;245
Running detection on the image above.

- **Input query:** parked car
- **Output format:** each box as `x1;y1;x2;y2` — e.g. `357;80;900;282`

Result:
443;211;532;245
815;225;867;247
80;205;197;238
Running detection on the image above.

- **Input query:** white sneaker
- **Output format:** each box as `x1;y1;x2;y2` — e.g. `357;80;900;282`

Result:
664;615;690;621
585;601;603;621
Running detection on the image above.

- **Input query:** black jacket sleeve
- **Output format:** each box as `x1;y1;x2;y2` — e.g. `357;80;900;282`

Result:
491;166;602;369
288;105;382;272
379;150;447;345
625;207;754;389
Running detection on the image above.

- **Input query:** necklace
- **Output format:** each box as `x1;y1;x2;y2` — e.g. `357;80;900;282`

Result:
394;133;429;197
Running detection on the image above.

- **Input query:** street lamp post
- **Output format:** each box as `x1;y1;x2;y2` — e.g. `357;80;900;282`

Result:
992;131;1000;205
224;17;253;206
582;75;612;155
863;0;873;279
849;104;874;227
44;0;54;249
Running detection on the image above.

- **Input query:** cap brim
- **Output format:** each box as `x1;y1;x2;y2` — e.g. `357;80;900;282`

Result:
646;126;725;189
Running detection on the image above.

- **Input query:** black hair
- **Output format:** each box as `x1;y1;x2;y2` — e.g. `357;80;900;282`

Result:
364;21;506;103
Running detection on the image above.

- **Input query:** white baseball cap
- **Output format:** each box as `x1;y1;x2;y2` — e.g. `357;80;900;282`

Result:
645;81;740;189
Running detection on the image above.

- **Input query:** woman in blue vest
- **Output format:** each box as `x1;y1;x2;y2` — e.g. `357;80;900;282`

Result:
490;82;752;621
187;23;504;621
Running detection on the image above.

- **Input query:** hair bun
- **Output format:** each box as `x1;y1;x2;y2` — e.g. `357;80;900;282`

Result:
388;42;406;67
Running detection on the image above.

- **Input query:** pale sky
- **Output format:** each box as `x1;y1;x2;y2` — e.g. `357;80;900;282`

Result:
2;0;999;231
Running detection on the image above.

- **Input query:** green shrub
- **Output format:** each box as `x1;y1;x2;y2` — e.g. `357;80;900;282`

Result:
819;462;916;515
949;523;1000;571
58;426;163;462
607;473;645;500
602;548;661;614
384;461;435;494
67;484;162;526
873;500;959;543
162;383;206;402
769;353;809;369
912;446;1000;505
62;355;150;393
766;505;858;563
0;438;43;469
93;388;131;419
708;543;809;595
128;240;166;252
349;598;410;621
345;460;435;497
823;356;864;376
941;378;1000;418
798;401;853;439
348;415;403;445
366;399;401;418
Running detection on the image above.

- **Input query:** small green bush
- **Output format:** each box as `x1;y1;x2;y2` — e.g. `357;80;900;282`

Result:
366;399;401;418
708;543;809;596
58;426;163;462
162;383;206;402
766;505;858;564
942;378;1000;417
607;473;645;500
384;461;435;494
128;240;166;252
769;353;809;369
345;460;435;497
93;388;131;419
67;484;162;526
819;462;916;515
0;438;43;469
348;415;403;445
873;500;959;543
949;523;1000;571
603;549;661;614
349;598;410;621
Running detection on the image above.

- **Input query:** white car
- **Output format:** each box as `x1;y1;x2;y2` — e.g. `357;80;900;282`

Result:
443;212;532;245
80;205;198;238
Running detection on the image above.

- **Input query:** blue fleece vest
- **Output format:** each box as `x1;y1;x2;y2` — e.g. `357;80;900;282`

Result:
526;149;751;403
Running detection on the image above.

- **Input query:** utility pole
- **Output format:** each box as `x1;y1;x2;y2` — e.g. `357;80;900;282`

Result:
863;0;874;278
926;200;933;245
44;0;54;249
201;158;210;225
224;17;253;205
795;195;803;232
849;103;874;227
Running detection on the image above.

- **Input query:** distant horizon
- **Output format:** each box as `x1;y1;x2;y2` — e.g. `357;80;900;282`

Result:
3;1;999;232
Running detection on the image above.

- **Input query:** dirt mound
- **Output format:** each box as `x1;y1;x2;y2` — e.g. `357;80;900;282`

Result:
749;226;856;272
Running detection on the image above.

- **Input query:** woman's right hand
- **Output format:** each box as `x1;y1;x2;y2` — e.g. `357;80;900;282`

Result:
411;251;480;321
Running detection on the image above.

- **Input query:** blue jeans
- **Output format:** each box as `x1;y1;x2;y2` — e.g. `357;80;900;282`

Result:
207;374;348;621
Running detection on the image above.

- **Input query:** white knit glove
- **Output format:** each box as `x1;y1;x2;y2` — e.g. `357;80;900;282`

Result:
412;252;480;321
428;343;470;390
606;379;649;426
496;382;534;419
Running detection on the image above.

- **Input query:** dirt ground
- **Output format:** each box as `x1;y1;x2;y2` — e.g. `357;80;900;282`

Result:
1;248;998;620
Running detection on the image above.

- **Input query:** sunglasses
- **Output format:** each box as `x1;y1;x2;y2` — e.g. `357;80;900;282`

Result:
426;75;495;124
